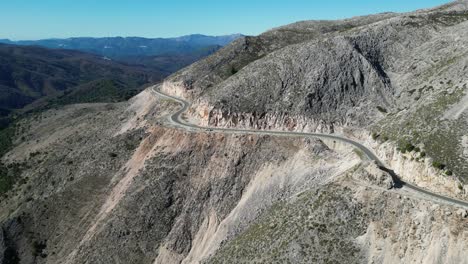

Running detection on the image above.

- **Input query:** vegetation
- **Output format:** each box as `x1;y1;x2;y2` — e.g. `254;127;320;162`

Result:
372;86;467;181
32;240;47;258
0;44;160;119
376;106;388;113
121;44;222;73
0;161;24;196
0;125;15;194
3;246;19;264
0;122;24;195
428;12;468;25
432;161;446;170
0;163;14;195
209;185;365;263
230;66;238;75
50;79;140;106
371;132;389;142
0;124;15;157
399;142;416;153
353;149;365;160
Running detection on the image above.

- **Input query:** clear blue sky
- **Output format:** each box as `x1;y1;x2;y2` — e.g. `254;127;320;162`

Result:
0;0;452;40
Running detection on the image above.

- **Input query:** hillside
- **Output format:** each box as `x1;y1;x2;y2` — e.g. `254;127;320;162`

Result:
0;43;224;123
0;44;159;117
1;1;468;264
164;0;468;183
120;45;222;73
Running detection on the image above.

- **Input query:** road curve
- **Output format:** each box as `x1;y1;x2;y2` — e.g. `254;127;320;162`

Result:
151;85;468;209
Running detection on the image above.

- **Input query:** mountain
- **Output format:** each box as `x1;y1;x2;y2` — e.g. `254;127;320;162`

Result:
2;1;468;264
0;34;243;59
164;1;468;182
119;45;223;73
172;34;243;46
0;43;159;121
0;34;241;118
0;42;225;125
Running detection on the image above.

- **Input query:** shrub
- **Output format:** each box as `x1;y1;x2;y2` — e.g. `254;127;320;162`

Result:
432;161;446;170
376;106;388;113
0;162;22;195
32;240;47;257
400;142;416;153
0;125;15;157
406;143;415;152
230;66;238;75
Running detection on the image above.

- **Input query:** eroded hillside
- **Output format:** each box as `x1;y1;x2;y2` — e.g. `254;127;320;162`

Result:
1;85;467;264
0;91;356;263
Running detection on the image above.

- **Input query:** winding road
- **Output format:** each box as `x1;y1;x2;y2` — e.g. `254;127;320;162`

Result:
151;85;468;209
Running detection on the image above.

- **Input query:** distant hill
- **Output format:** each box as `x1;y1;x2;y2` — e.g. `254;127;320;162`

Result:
119;44;222;73
0;35;237;125
0;44;159;124
0;34;243;59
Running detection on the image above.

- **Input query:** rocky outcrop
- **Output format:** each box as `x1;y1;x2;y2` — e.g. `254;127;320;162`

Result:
207;108;339;133
352;161;394;190
362;132;468;200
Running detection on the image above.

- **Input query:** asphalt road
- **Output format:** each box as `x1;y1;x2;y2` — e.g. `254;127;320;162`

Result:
152;85;468;209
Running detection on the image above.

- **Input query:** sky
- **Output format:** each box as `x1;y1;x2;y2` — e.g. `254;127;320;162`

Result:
0;0;452;40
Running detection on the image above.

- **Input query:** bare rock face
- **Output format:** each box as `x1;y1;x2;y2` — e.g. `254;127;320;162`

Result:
456;208;468;218
205;37;393;130
165;14;400;131
353;162;394;190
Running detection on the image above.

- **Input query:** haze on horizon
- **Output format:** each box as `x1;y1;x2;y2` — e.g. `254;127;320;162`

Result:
0;0;452;40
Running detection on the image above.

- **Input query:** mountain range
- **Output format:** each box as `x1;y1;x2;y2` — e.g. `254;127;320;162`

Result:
0;34;243;59
0;34;242;125
0;43;155;125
